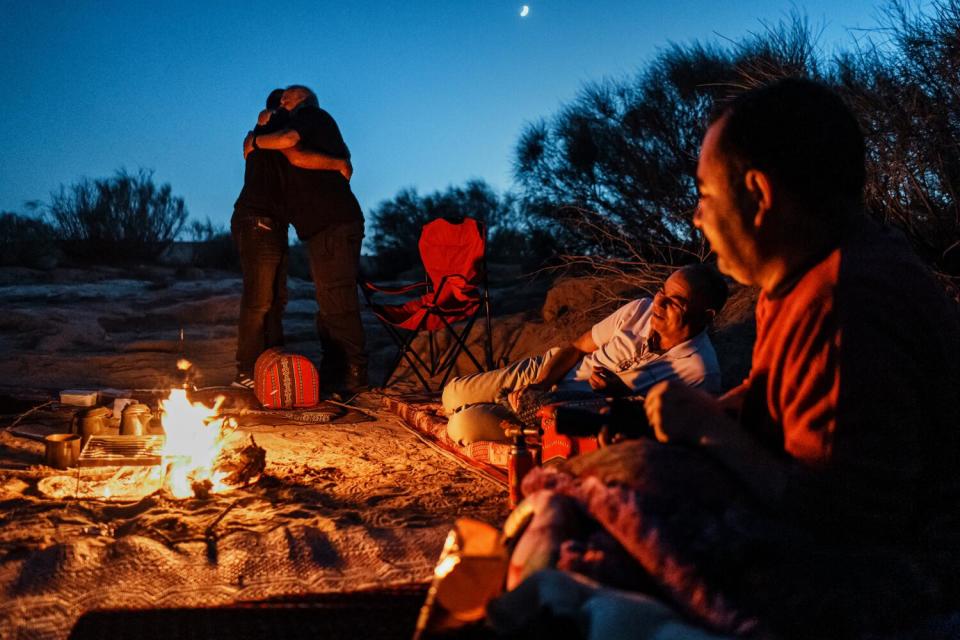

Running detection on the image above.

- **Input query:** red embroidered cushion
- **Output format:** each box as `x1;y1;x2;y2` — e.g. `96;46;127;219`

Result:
539;404;600;465
254;348;320;409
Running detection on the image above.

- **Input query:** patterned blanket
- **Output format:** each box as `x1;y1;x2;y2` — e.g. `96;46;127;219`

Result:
380;395;509;485
512;440;960;639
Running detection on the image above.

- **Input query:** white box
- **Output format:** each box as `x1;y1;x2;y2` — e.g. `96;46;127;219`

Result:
60;390;99;407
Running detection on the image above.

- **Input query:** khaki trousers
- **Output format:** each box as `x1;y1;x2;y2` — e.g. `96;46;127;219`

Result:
442;349;561;445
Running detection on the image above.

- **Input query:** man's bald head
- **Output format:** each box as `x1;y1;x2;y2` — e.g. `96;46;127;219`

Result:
680;263;728;319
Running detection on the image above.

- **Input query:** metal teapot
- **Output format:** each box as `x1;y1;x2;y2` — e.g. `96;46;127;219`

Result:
120;402;153;436
73;406;111;448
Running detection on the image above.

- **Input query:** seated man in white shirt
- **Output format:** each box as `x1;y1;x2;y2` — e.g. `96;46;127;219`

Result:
442;264;728;445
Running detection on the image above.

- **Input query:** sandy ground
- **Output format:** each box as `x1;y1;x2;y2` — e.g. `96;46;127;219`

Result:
0;264;755;638
0;264;528;639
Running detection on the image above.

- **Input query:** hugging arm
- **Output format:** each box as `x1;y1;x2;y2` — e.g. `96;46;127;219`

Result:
243;128;352;180
283;146;353;180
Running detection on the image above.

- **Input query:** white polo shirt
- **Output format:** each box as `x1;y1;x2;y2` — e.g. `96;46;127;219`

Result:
560;298;721;395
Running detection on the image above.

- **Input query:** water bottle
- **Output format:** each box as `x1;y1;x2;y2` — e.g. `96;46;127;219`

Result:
507;430;535;509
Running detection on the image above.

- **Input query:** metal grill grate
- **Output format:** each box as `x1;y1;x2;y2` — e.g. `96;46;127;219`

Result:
78;435;166;467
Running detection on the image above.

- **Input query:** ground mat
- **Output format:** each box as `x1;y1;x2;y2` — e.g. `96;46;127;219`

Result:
381;394;509;486
0;401;509;640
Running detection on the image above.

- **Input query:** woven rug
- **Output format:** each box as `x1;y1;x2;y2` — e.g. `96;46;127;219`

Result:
0;405;509;639
380;394;510;486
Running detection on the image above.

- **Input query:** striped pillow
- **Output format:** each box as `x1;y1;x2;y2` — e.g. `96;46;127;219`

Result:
254;348;320;409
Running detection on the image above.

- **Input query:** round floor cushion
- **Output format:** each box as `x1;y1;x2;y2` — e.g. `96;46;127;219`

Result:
254;348;320;409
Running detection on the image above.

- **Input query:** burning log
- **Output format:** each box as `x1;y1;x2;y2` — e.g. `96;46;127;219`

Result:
188;437;265;499
214;435;266;489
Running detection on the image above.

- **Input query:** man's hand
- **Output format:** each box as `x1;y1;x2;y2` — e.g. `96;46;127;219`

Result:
646;381;790;506
588;367;631;396
643;381;727;446
243;131;255;159
257;109;272;126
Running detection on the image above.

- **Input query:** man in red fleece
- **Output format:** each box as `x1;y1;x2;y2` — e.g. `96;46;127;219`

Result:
492;79;960;639
645;78;960;629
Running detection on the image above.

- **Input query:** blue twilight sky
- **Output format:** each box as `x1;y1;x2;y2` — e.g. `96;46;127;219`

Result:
1;1;889;230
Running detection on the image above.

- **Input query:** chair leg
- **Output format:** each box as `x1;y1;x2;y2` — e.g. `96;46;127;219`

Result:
395;330;435;392
434;315;485;390
377;320;434;392
444;315;484;371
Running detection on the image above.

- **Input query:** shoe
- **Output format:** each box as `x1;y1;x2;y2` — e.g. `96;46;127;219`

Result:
231;372;255;390
341;364;370;395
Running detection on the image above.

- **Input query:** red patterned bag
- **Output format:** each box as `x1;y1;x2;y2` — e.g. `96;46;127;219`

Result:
539;404;600;464
254;348;320;409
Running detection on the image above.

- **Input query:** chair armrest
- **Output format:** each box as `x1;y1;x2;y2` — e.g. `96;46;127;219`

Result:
360;280;430;295
430;274;476;304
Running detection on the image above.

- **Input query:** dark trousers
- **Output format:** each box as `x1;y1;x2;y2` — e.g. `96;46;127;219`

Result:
305;220;367;380
233;216;288;374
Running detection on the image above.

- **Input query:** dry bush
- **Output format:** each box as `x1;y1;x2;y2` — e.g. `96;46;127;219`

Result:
0;212;59;269
835;0;960;283
44;169;187;264
515;5;959;289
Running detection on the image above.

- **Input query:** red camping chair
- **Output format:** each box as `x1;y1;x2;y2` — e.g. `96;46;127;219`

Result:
361;216;494;392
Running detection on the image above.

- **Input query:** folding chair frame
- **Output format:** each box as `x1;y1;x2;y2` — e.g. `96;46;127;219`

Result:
361;220;495;392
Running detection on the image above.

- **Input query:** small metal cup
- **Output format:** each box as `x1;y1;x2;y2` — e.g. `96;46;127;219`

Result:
44;433;81;469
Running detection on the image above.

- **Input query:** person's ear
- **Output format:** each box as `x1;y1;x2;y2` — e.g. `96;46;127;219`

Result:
704;308;716;324
743;169;774;229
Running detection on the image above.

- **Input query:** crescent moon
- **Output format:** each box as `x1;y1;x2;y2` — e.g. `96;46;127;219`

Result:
520;5;529;17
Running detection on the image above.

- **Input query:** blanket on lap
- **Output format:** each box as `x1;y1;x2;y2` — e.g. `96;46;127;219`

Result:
511;439;948;639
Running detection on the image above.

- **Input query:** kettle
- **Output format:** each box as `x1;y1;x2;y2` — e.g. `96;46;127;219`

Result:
73;406;111;448
120;402;153;436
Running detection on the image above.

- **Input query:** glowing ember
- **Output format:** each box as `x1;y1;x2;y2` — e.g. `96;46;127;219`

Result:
176;359;192;371
158;388;233;498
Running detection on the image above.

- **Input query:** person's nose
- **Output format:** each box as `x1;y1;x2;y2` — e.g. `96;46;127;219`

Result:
693;203;703;229
653;290;667;309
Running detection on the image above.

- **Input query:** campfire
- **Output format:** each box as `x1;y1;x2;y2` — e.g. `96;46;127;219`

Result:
39;376;266;502
157;387;235;499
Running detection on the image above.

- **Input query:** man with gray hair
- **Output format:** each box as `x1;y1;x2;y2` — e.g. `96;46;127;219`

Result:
250;85;368;394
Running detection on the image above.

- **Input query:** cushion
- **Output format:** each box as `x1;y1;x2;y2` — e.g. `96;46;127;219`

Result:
254;348;320;409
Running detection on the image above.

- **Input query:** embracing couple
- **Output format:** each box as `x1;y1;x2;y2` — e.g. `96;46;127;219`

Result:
231;85;367;395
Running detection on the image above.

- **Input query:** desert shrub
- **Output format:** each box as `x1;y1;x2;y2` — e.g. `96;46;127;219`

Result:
44;169;188;264
514;16;819;264
514;5;960;286
0;212;59;269
833;0;960;280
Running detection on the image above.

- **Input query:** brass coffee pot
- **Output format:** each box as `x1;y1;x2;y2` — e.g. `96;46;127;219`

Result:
120;402;153;436
73;406;111;448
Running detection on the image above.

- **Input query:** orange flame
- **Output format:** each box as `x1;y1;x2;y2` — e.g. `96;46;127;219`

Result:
157;388;233;498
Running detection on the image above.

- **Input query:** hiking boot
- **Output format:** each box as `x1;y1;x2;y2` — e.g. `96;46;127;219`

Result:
341;364;369;395
231;372;255;390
